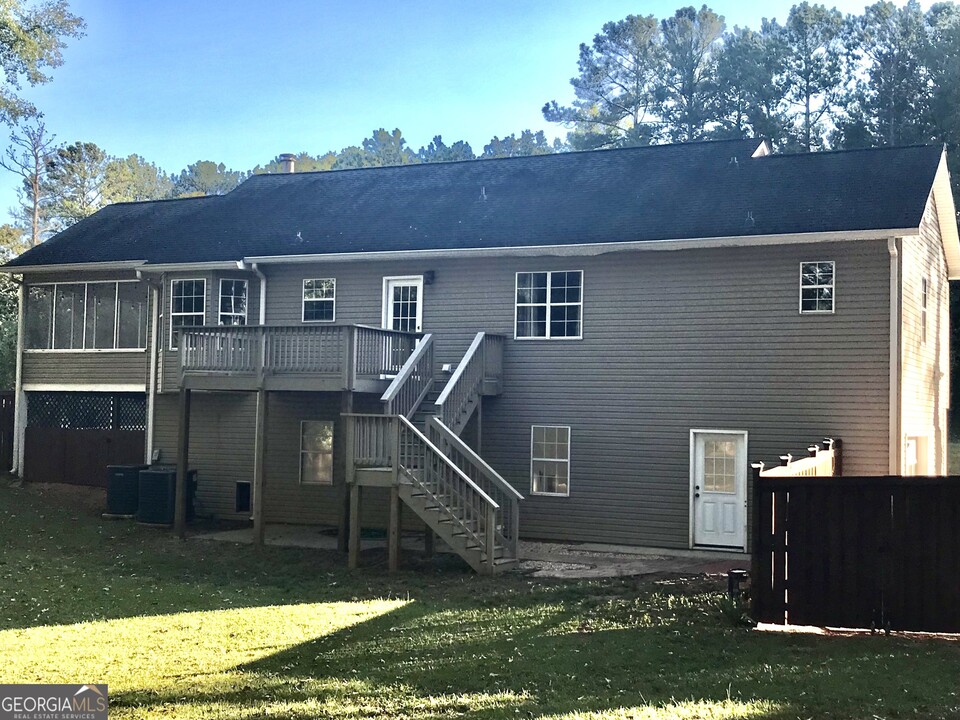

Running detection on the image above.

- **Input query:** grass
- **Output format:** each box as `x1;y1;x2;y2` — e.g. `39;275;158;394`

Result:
1;484;959;719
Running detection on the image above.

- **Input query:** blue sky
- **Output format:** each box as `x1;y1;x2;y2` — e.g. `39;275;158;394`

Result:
0;0;930;215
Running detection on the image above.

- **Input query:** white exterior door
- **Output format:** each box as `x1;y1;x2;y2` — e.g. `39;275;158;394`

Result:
382;276;423;332
691;430;747;549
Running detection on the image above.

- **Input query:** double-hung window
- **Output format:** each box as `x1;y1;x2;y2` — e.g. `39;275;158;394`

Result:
530;425;571;496
170;279;206;349
799;261;835;314
25;281;147;351
303;279;336;322
219;279;248;326
300;420;334;485
515;270;582;339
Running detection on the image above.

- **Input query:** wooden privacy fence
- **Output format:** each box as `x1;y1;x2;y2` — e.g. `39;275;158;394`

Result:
752;474;960;633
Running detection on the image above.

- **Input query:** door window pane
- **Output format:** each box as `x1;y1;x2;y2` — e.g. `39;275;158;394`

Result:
219;279;248;326
703;440;736;493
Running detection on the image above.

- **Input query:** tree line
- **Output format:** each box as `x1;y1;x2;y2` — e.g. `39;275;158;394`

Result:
0;123;564;250
544;0;958;156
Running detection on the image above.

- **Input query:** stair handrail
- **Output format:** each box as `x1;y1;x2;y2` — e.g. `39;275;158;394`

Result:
396;415;501;571
427;416;522;557
434;332;486;429
381;333;434;418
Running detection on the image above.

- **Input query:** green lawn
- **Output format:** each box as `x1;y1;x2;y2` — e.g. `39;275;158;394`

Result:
1;483;958;719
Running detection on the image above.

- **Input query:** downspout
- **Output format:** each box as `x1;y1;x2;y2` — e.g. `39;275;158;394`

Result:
11;278;24;476
888;237;902;474
138;267;161;464
251;262;267;325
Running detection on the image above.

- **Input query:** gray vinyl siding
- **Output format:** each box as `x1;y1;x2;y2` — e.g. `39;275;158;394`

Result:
250;241;891;547
260;391;423;528
900;194;950;473
21;270;150;388
151;389;426;528
158;271;262;393
153;391;257;519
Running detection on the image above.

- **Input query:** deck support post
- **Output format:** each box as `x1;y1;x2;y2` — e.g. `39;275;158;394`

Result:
338;390;354;553
348;484;361;569
252;388;268;546
388;485;401;572
423;527;434;559
174;387;191;538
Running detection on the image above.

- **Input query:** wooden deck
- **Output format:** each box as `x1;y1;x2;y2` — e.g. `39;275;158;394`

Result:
178;324;420;392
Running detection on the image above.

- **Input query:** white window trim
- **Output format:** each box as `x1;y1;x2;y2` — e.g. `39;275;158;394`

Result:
169;278;206;350
381;275;424;332
301;278;337;323
798;260;836;315
529;424;571;497
921;277;928;344
514;270;584;340
299;419;334;486
218;278;249;326
25;280;146;353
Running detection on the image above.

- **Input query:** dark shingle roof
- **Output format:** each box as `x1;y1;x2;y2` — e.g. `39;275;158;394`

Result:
5;139;944;268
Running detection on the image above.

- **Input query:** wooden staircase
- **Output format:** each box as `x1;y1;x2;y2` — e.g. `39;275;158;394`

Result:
346;332;522;575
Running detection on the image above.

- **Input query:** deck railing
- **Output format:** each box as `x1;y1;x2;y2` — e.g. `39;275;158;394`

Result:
179;324;420;388
381;334;434;418
397;415;500;571
344;413;504;571
435;332;504;432
427;416;522;558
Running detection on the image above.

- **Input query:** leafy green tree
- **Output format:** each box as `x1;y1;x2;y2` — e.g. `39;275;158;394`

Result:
778;2;847;151
103;154;172;203
482;130;558;158
834;1;932;148
252;151;337;174
331;129;419;170
0;224;26;388
41;140;107;230
0;1;84;124
417;136;475;163
543;14;662;149
656;5;725;142
713;24;792;143
173;160;246;196
330;145;378;170
0;113;56;245
362;128;418;166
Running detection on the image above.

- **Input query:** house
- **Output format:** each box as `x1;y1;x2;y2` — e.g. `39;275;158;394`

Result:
3;138;957;573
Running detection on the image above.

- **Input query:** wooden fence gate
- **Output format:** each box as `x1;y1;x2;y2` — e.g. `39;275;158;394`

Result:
23;391;146;487
752;475;960;633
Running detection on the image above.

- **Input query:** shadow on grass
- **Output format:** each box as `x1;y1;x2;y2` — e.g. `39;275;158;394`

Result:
110;591;806;720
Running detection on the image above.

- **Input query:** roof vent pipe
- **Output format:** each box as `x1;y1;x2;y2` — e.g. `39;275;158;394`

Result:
278;153;296;173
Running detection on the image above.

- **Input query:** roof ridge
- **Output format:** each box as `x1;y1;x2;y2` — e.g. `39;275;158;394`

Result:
241;138;765;182
107;194;222;208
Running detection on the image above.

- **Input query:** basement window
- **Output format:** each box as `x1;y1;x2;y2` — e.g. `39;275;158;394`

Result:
515;271;582;339
302;279;336;322
799;261;835;314
170;278;206;349
300;420;334;485
530;425;571;496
